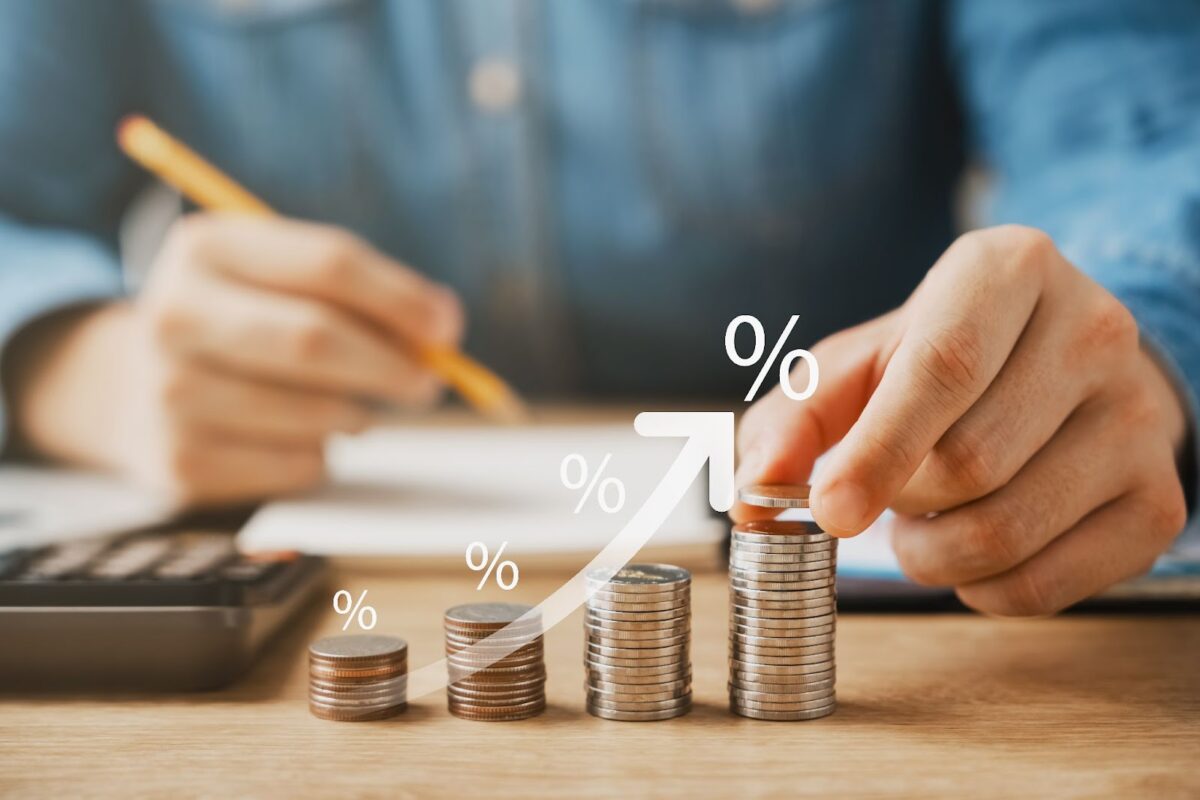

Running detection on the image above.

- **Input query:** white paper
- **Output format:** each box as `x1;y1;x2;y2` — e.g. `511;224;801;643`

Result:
238;423;726;556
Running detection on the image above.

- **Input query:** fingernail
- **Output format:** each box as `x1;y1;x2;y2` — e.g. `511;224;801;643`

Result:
814;481;870;535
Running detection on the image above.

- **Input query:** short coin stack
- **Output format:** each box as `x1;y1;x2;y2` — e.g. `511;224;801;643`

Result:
308;634;408;721
584;563;692;721
444;602;546;721
729;484;837;721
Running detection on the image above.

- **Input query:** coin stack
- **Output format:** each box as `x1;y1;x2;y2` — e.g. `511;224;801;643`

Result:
584;563;692;721
444;602;546;721
308;634;408;721
729;484;837;721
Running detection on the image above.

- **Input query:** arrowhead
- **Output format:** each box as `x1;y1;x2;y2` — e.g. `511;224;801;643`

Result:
634;411;735;512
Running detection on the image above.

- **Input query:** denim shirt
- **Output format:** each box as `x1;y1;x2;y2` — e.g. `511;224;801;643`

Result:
1;0;1198;542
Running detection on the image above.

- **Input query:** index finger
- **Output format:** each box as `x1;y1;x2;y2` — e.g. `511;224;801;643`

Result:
177;213;463;348
811;228;1046;536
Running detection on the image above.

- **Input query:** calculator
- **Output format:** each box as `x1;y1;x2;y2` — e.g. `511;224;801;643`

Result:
0;529;327;690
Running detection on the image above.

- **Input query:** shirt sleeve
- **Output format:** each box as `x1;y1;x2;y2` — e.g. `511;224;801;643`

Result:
948;0;1200;549
0;1;143;455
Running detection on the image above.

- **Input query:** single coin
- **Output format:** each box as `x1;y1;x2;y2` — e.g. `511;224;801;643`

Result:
307;690;409;709
587;675;691;694
449;701;546;721
732;704;836;722
731;624;835;641
309;634;408;664
588;632;690;650
443;636;543;654
449;679;546;696
309;701;407;721
730;559;838;575
446;690;545;707
585;606;689;623
730;593;838;610
732;696;838;714
729;636;834;655
586;598;689;614
587;693;693;712
585;563;691;592
586;641;688;659
586;661;689;679
733;519;828;541
308;664;407;682
730;628;834;646
309;673;408;693
731;603;836;620
585;654;682;671
730;685;836;704
584;616;690;633
447;649;544;666
730;554;838;571
730;540;836;555
731;586;838;603
444;602;540;629
729;576;835;593
588;585;691;602
731;675;835;694
730;548;837;564
730;610;836;628
731;667;834;685
588;672;691;691
587;624;690;641
729;564;836;581
587;703;692;722
728;649;832;667
738;484;811;509
728;658;835;676
586;687;688;704
443;626;543;642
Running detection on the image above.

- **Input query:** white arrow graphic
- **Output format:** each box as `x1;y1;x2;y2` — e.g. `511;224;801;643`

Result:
406;411;735;699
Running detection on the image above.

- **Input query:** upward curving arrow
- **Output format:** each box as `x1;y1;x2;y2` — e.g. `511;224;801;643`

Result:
406;411;735;699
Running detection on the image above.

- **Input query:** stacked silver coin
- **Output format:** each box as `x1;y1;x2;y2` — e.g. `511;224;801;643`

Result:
308;634;408;722
584;563;692;721
444;602;546;721
729;484;837;721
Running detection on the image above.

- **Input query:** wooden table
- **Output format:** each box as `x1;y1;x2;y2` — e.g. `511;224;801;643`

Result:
2;560;1198;799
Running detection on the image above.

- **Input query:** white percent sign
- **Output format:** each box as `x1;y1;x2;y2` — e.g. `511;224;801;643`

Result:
560;453;627;514
725;314;819;402
332;589;378;631
465;541;520;590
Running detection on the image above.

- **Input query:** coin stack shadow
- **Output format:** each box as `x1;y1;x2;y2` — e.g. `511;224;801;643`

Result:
729;519;837;720
444;602;546;721
308;634;408;721
584;563;692;721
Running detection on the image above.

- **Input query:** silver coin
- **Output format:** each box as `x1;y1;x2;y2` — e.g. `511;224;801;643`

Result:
586;597;689;614
730;603;836;619
586;673;691;693
309;634;408;662
729;649;833;667
589;632;689;649
732;696;838;713
730;548;837;565
733;519;828;540
587;586;691;603
585;606;690;623
731;703;836;721
738;484;811;508
729;658;835;676
587;687;688;704
444;631;543;648
444;602;540;627
729;576;836;592
730;638;834;658
589;675;691;694
588;666;691;685
308;686;408;705
731;667;835;685
585;563;691;592
730;627;834;645
731;619;835;636
586;641;688;659
587;693;693;712
587;703;692;722
730;610;836;628
586;625;690;642
584;615;690;633
730;685;836;703
730;592;837;609
586;661;690;679
730;540;837;555
585;654;682;671
731;673;835;692
730;559;837;576
731;586;839;603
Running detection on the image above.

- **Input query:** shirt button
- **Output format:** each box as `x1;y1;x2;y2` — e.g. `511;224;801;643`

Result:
469;59;522;113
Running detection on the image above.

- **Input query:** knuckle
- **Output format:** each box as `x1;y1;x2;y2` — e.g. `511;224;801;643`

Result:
1145;485;1188;543
312;230;362;284
288;310;338;361
861;426;921;474
929;427;1001;499
915;326;988;401
1080;295;1138;355
962;507;1025;572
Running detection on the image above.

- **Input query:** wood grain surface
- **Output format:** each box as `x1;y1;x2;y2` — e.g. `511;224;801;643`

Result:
2;561;1198;799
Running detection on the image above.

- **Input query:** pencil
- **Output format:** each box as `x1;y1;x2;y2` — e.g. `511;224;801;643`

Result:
116;114;527;424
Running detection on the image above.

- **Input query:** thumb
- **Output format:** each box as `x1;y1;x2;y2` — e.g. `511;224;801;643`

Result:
731;311;899;524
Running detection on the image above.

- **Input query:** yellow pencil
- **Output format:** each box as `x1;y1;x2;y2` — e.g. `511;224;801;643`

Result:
117;114;527;424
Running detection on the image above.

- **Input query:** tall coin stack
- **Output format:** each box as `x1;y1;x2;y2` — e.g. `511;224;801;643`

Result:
444;602;546;721
729;484;837;721
308;634;408;721
584;563;692;721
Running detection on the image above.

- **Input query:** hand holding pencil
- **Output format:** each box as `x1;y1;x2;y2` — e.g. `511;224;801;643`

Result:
10;115;521;507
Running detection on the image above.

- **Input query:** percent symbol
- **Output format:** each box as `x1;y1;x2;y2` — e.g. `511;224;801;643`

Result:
466;541;520;590
560;453;626;514
725;314;819;402
332;589;378;631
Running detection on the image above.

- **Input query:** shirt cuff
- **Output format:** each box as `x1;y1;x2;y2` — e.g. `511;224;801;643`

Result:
0;221;124;457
